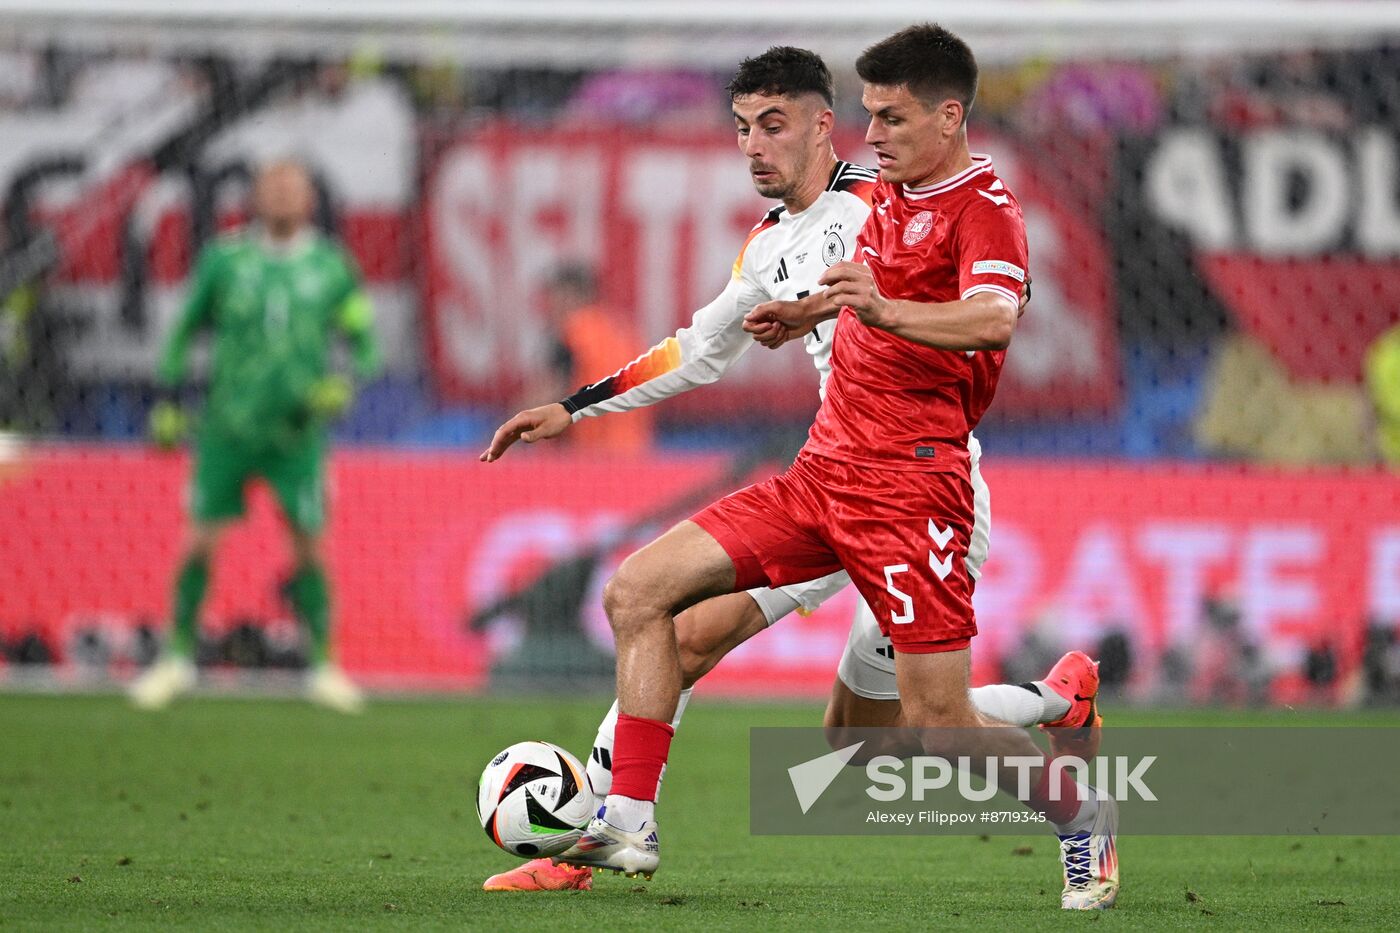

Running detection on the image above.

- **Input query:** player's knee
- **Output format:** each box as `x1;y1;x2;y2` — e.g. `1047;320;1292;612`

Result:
600;572;632;629
601;561;662;634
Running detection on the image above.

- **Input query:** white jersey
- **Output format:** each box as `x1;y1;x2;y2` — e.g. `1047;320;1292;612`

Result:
559;161;878;418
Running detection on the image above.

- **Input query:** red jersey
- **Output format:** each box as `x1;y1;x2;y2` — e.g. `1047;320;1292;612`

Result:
804;154;1028;476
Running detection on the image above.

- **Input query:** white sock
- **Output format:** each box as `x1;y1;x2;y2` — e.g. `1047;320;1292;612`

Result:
602;794;654;833
585;700;620;798
1032;681;1073;723
584;688;693;799
969;683;1046;726
1054;789;1100;835
670;687;693;730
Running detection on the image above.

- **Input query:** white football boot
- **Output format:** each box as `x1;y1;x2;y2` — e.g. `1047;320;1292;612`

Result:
129;656;196;710
306;665;366;714
1058;794;1119;910
553;808;660;879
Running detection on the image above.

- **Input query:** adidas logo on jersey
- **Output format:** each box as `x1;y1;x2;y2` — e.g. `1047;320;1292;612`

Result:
772;258;789;284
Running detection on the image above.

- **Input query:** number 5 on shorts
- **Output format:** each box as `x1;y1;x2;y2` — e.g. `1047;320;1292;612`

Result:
883;563;914;624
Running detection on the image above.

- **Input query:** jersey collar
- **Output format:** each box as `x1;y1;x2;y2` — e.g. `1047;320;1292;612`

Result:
256;226;316;259
901;153;993;200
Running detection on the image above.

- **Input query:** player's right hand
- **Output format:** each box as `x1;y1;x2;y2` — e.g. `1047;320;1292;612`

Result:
148;401;188;449
480;403;572;462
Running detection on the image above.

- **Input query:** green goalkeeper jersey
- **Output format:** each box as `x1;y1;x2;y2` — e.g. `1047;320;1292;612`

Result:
158;229;379;448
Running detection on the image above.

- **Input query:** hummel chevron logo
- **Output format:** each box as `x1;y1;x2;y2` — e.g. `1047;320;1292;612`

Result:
772;258;789;284
928;520;954;550
977;179;1010;207
788;741;864;814
928;521;954;581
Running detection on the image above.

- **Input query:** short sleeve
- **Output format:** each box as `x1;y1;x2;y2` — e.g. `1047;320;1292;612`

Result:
955;199;1029;310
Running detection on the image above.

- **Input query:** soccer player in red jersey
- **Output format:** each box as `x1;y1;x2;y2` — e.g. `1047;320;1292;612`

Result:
482;46;1100;896
554;25;1118;910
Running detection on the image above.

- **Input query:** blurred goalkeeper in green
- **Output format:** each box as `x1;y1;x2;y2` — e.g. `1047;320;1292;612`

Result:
130;160;379;713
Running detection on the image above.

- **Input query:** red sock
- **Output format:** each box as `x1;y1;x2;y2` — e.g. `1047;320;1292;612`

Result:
1028;759;1084;826
609;713;675;801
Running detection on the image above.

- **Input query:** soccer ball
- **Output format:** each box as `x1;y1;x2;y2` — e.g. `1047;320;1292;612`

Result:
476;740;596;858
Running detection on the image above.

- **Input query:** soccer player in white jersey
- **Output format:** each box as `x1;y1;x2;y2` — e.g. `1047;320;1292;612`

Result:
479;47;1101;894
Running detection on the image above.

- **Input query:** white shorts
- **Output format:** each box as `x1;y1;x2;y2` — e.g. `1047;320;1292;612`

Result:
747;435;991;702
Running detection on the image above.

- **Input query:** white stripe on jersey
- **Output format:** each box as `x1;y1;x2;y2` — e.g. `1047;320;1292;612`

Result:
961;282;1021;308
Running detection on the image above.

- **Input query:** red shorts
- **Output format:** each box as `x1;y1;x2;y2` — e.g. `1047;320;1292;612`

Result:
691;452;976;653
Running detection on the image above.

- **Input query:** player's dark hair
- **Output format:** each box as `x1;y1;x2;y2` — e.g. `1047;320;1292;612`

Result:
727;46;834;108
856;24;978;119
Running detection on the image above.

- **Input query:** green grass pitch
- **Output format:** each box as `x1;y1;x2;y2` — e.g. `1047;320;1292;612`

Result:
4;693;1399;930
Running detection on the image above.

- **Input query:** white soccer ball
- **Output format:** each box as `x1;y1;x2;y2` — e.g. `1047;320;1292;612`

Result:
476;740;596;858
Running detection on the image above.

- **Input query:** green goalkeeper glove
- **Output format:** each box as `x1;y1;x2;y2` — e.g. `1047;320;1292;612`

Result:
306;374;353;420
148;401;188;449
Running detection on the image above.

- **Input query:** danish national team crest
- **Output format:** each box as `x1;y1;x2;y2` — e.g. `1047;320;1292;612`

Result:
903;210;935;247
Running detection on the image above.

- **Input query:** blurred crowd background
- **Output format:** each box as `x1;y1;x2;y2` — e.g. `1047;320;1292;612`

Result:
2;3;1399;707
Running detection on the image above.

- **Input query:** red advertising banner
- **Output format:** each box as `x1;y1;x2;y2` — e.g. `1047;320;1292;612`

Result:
2;447;1396;701
421;123;1119;417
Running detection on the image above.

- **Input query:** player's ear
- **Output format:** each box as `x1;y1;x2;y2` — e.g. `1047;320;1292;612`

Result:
941;99;965;136
815;106;835;139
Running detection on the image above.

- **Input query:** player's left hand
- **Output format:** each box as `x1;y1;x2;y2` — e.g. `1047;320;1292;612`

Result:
818;261;897;330
743;299;809;348
307;374;353;419
480;402;572;462
744;288;842;348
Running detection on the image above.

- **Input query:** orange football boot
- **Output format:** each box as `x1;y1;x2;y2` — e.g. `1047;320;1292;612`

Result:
1039;650;1103;761
483;858;593;892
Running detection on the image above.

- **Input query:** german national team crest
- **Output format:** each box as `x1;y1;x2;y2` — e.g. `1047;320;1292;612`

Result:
903;210;935;246
822;230;845;265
